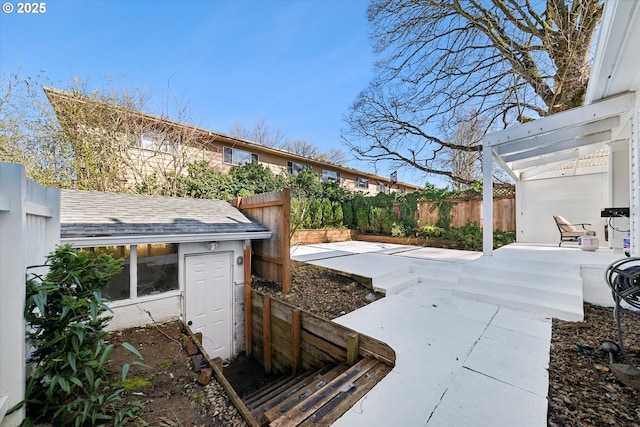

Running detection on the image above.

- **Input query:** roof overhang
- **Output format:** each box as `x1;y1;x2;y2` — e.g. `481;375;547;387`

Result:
61;231;272;247
484;92;635;181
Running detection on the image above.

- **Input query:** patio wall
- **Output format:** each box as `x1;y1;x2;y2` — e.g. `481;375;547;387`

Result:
0;163;60;427
518;173;611;246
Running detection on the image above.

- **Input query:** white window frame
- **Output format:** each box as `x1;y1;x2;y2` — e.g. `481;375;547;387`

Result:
223;147;259;165
287;161;308;176
356;177;369;188
322;169;340;183
139;131;179;154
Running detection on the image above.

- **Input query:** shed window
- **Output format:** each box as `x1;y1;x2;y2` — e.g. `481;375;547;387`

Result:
80;243;178;301
223;147;258;165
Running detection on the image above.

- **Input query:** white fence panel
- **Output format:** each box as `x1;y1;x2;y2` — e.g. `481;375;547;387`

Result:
0;163;60;427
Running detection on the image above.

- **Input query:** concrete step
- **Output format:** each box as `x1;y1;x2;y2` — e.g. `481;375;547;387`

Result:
374;273;421;295
453;287;583;321
461;264;580;288
453;277;582;307
410;262;465;286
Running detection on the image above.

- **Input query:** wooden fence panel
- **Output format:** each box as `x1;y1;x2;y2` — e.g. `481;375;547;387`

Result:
417;196;515;232
234;188;291;293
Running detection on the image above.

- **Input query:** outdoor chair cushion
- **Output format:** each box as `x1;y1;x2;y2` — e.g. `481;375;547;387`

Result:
553;215;596;247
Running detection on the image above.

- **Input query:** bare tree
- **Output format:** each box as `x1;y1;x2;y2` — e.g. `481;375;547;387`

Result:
228;117;286;147
343;0;603;185
44;83;208;195
441;110;485;189
1;72;208;194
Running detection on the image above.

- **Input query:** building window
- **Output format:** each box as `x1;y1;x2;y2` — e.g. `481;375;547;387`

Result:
356;177;369;189
81;243;178;301
322;170;340;183
287;161;308;176
136;243;179;297
377;181;388;193
139;131;179;154
223;147;258;165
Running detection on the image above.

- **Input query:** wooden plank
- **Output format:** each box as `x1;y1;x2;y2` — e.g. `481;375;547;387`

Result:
301;330;347;362
281;187;291;293
346;333;359;366
263;295;272;375
269;358;378;427
291;309;301;374
244;242;252;356
253;254;284;265
264;364;349;423
298;362;393;427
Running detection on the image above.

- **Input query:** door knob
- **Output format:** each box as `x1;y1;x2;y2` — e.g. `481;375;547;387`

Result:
187;320;193;326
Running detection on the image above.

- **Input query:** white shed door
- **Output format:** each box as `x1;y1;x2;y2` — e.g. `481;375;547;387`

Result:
185;253;232;360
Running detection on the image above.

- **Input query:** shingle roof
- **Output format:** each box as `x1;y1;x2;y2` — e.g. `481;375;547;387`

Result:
60;190;269;237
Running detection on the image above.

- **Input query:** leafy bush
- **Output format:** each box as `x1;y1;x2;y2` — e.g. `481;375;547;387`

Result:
444;222;483;251
494;231;516;249
321;199;334;227
19;245;144;426
356;208;369;233
310;199;323;229
332;201;344;227
417;225;446;239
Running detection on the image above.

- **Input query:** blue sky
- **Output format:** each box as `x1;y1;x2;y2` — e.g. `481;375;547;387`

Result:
2;0;424;183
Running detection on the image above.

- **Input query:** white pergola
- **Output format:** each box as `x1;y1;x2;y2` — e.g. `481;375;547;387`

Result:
481;0;640;256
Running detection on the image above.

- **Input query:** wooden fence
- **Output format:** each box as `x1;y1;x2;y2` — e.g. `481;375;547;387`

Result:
233;189;291;293
417;197;515;232
250;289;395;375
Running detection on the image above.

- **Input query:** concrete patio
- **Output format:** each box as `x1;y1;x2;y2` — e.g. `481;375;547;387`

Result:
290;241;626;426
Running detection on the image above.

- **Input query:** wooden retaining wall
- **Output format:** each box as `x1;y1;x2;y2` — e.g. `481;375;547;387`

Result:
250;289;395;376
290;229;355;245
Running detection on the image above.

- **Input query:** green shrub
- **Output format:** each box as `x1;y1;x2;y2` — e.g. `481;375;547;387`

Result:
332;201;344;227
342;202;353;227
321;198;334;227
417;225;446;239
494;231;516;248
356;208;369;233
18;245;144;426
310;199;323;229
369;207;383;233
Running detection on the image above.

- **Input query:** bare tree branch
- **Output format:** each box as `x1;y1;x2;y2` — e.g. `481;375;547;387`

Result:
343;0;603;185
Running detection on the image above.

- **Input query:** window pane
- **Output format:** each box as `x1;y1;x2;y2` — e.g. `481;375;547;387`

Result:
223;147;233;164
80;246;131;301
137;243;178;297
322;170;339;182
288;161;306;176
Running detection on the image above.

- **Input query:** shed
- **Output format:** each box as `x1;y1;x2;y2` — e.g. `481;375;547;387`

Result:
60;189;271;360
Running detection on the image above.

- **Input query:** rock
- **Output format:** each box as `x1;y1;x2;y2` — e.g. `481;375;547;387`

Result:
342;282;359;293
610;363;640;391
198;367;213;385
365;293;376;302
190;354;205;371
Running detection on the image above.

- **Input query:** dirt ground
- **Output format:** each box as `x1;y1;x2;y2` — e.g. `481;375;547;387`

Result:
106;261;640;426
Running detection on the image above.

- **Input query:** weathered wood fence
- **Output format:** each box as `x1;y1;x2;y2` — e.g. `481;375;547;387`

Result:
418;197;515;232
232;188;291;292
251;289;395;375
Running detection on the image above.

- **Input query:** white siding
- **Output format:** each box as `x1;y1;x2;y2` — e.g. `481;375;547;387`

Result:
518;173;609;244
